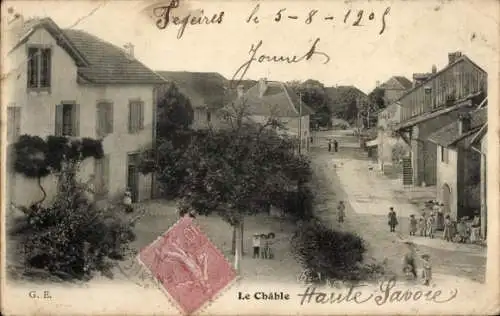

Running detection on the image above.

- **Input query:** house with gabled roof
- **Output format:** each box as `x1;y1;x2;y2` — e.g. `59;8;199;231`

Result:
227;78;314;154
393;52;487;187
4;16;167;207
428;107;487;223
379;76;413;104
156;71;230;130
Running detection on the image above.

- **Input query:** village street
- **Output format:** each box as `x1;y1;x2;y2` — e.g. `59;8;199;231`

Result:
311;130;487;285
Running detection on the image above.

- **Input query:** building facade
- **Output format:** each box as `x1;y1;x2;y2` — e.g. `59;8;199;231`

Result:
4;17;166;207
394;52;487;187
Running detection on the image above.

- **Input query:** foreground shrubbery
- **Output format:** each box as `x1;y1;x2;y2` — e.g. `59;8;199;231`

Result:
11;164;136;281
291;219;384;282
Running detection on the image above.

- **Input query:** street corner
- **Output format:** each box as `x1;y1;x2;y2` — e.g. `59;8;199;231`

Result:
138;217;237;315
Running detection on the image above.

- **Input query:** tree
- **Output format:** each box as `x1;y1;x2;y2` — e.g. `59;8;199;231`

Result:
287;79;332;128
13;135;104;205
156;83;194;142
367;87;386;111
141;100;312;272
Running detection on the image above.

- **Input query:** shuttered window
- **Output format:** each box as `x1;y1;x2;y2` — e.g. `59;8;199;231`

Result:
94;155;110;197
129;100;144;133
27;47;51;89
96;101;114;138
55;102;80;136
7;107;21;142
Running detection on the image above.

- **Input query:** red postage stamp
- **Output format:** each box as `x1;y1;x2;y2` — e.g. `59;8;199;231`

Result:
139;217;237;315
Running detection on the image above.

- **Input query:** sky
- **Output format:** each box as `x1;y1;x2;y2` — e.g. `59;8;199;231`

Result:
2;0;499;94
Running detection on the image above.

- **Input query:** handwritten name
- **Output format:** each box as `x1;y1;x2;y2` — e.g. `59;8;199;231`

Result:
231;38;330;88
297;279;458;305
153;0;225;39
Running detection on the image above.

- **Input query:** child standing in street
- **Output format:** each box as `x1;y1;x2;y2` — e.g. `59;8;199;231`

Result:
418;216;426;237
337;201;346;223
123;189;133;213
426;214;435;238
421;254;432;286
252;233;261;258
443;215;453;241
388;207;398;232
409;215;417;236
266;233;275;259
261;235;269;259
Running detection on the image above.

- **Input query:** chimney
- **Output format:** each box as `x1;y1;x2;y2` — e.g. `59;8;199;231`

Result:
432;65;437;74
123;43;134;61
458;112;472;135
448;51;462;65
259;78;267;97
237;84;244;98
7;13;25;47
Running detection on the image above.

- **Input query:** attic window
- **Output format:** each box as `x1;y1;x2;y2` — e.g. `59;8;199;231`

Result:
27;46;51;90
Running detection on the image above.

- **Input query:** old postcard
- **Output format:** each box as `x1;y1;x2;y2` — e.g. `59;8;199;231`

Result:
1;0;499;315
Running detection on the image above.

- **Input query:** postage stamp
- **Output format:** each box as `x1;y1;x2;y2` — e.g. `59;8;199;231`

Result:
138;217;237;315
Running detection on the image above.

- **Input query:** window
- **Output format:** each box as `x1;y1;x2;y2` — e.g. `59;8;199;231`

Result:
129;100;144;133
55;103;80;136
94;155;110;197
27;47;51;90
96;101;114;138
7;106;21;142
206;110;211;122
441;146;449;164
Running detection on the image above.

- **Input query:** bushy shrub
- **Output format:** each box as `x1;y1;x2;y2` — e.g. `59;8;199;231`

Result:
15;163;135;281
291;220;367;281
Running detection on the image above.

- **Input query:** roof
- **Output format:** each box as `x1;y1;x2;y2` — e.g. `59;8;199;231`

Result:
467;123;487;148
64;29;166;84
427;108;487;148
11;18;165;85
229;81;314;117
325;85;368;102
380;76;413;90
157;71;229;109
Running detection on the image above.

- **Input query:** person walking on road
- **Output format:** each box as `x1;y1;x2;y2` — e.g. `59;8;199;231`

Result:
421;254;432;286
443;215;453;241
333;139;339;152
388;207;398;232
337;201;346;223
328;139;332;152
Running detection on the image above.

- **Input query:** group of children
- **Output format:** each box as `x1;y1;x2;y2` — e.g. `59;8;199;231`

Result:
252;233;275;259
408;210;482;244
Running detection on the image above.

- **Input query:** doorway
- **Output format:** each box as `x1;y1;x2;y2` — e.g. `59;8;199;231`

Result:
127;153;140;203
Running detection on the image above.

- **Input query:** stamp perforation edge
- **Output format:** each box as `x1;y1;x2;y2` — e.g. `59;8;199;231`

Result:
136;216;240;316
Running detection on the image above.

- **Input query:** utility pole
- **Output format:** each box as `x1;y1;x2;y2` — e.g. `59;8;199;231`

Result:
298;92;303;155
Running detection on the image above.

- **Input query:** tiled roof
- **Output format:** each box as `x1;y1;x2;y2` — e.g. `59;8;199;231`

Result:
380;76;413;90
157;71;229;109
230;81;314;117
325;85;368;102
63;29;166;84
427;108;487;148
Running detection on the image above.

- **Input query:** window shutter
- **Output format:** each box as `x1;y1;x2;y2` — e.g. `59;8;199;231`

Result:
96;103;102;138
139;102;144;130
55;104;63;136
41;49;51;88
107;103;114;133
72;103;80;137
128;102;133;133
103;155;110;194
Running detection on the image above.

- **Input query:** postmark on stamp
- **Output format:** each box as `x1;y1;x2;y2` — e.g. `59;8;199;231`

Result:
138;217;237;315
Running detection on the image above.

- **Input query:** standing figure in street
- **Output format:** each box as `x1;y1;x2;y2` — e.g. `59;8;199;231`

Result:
266;233;275;259
409;215;417;236
328;139;332;152
402;241;418;279
443;215;453;241
421;254;432;286
456;218;468;243
334;139;339;152
252;233;261;258
123;188;133;213
261;234;269;259
426;214;435;238
337;201;346;223
388;207;398;232
418;216;426;237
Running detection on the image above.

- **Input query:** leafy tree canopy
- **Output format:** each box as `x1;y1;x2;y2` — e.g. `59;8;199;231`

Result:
156;83;195;140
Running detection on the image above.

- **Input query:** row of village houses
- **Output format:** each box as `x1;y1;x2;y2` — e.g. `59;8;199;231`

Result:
366;52;488;240
3;17;313;209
